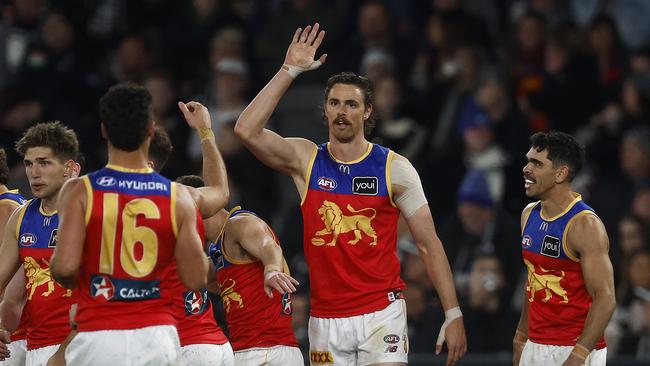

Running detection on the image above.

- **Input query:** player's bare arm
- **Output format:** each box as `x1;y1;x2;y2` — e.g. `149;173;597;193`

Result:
0;268;27;332
234;23;325;179
203;209;229;244
51;178;87;288
513;203;535;366
0;207;24;357
0;207;25;296
228;215;299;298
178;101;229;219
561;214;615;366
174;184;209;290
392;154;466;366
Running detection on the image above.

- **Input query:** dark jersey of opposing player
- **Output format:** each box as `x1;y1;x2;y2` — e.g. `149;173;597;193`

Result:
521;194;606;348
75;165;178;332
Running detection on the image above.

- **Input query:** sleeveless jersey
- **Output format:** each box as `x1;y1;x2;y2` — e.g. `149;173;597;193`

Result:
0;190;27;341
209;209;298;351
75;165;177;331
0;189;25;207
171;210;228;347
301;143;404;317
521;194;606;349
17;199;74;350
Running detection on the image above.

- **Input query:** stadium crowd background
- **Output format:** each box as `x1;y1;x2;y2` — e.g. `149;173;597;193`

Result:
1;0;649;363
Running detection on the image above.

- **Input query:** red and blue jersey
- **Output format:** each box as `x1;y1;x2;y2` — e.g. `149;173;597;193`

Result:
301;143;404;318
521;194;606;348
209;209;297;351
17;198;74;349
75;165;178;332
170;211;228;347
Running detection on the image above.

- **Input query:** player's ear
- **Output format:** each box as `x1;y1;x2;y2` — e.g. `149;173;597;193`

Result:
100;123;108;140
555;165;569;184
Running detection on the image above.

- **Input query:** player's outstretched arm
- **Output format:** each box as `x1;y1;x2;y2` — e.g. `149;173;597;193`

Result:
234;23;325;177
178;102;229;219
174;184;208;290
229;215;298;298
561;214;615;366
51;178;87;288
391;155;466;366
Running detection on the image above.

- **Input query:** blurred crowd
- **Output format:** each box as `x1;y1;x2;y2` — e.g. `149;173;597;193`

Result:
1;0;649;360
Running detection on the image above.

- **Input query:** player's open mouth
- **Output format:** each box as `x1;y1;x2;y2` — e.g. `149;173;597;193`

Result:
524;178;535;188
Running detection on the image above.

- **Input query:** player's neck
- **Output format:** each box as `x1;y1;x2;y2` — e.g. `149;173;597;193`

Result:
540;187;576;219
327;139;371;163
107;147;150;171
0;184;8;194
40;193;59;214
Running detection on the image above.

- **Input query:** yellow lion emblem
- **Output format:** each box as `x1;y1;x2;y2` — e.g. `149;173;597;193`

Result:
312;200;377;247
219;278;244;313
525;259;568;304
23;257;71;300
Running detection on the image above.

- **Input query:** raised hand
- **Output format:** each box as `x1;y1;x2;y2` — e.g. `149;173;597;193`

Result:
263;270;299;298
283;23;327;73
178;101;211;130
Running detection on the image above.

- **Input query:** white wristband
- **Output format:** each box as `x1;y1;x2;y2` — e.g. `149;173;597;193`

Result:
436;306;463;347
282;61;323;78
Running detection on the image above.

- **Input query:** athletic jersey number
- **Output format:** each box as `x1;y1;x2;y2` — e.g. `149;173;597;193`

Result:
99;193;160;277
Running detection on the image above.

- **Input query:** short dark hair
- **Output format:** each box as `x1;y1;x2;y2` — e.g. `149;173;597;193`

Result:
99;82;153;151
322;72;376;135
0;148;9;185
530;131;584;181
149;126;173;172
15;121;80;163
175;174;204;188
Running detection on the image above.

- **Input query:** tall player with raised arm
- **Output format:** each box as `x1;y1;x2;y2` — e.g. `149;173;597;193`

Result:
234;23;466;366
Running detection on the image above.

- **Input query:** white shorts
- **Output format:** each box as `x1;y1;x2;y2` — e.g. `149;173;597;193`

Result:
234;345;303;366
180;343;234;366
520;340;607;366
65;325;180;366
25;344;58;366
308;299;408;366
0;340;27;366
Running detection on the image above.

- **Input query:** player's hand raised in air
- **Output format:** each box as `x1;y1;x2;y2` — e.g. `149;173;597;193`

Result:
283;23;327;74
263;270;299;298
178;101;211;130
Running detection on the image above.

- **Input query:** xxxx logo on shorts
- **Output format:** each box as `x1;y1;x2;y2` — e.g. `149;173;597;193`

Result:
310;350;334;364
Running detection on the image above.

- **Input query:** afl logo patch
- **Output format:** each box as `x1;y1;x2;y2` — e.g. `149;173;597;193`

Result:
522;235;532;249
19;233;37;246
317;177;337;191
96;176;116;187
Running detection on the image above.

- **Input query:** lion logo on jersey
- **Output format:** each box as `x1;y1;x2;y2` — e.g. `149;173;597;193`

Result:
525;259;568;304
23;257;74;300
311;201;377;247
219;278;244;313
